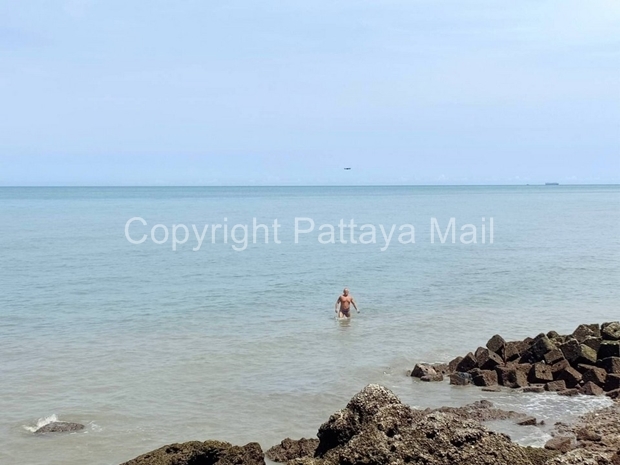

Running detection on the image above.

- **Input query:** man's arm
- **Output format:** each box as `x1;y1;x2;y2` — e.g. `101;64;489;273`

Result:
352;297;359;313
335;296;341;313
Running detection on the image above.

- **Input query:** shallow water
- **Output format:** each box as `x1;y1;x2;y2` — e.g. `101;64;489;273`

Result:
0;186;618;464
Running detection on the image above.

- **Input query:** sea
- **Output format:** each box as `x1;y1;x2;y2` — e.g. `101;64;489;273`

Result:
1;185;618;465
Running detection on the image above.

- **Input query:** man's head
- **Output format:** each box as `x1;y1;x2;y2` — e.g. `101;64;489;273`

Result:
343;288;349;296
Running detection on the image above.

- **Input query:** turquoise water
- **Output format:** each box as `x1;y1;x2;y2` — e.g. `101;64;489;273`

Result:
1;186;619;464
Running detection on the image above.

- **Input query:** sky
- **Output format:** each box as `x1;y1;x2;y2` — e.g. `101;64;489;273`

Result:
0;0;618;185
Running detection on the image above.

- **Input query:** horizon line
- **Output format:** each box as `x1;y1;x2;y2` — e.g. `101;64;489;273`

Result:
1;183;619;188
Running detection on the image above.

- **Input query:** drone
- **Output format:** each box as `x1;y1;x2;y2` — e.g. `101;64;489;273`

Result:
344;167;352;170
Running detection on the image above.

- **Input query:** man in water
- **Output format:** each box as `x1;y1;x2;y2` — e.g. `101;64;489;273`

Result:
335;288;359;318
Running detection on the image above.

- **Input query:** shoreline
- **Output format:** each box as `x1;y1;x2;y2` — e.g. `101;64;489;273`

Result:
90;321;619;464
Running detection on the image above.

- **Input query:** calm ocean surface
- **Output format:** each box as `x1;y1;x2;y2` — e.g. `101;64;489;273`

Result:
1;186;619;464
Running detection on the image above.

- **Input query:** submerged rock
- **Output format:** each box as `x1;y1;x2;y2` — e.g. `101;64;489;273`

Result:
119;440;264;465
34;421;84;434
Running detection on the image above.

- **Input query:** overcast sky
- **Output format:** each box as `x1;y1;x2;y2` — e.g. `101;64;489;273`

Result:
0;0;618;185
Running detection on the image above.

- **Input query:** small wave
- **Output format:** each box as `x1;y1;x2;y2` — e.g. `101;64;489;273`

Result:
23;414;58;433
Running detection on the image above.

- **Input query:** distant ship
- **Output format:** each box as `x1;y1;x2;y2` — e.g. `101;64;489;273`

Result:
545;182;559;186
344;167;352;170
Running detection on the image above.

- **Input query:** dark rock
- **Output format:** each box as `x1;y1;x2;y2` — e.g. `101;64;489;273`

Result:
431;363;450;375
575;428;603;442
449;372;472;386
521;335;555;363
486;334;506;355
544;349;565;366
582;336;602;353
496;366;528;388
456;352;477;373
312;384;537;465
602;321;620;341
582;366;607;386
522;386;545;393
482;386;502;392
550;359;570;378
546;380;567;392
573;324;600;343
606;388;620;399
580;381;604;396
34;421;85;434
517;416;537;426
555;366;583;388
421;373;444;382
120;440;265;465
265;438;318;463
411;363;437;378
576;363;597;374
560;338;581;363
599;357;620;374
560;340;596;365
544;436;573;453
575;428;602;442
605;374;620;392
599;341;620;359
472;369;499;387
476;348;504;370
503;341;523;362
529;363;553;383
547;330;560;339
557;388;580;397
448;356;463;373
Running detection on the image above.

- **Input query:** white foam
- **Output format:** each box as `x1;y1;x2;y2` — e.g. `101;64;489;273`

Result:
23;414;59;433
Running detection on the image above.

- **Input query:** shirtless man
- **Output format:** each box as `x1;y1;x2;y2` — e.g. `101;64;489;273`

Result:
335;288;359;318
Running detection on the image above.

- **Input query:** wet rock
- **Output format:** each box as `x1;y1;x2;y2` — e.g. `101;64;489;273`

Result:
34;422;85;434
598;357;620;374
448;356;463;373
496;365;528;388
544;436;573;453
557;388;580;397
580;381;604;396
522;386;545;393
482;385;502;392
120;440;265;465
411;363;437;378
431;363;450;375
517;416;537;426
433;400;524;422
471;369;498;387
606;388;620;399
449;372;472;386
266;438;318;463
555;366;583;388
602;321;620;341
546;380;567;392
421;373;444;382
311;385;537;465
